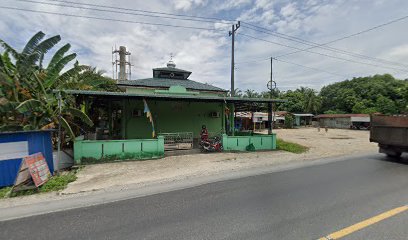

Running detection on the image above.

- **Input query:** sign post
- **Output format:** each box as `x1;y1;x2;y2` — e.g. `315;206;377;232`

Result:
25;152;52;187
12;153;51;193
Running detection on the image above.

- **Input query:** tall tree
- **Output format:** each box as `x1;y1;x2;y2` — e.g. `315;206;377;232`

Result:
0;31;94;139
320;74;407;114
303;88;321;114
227;88;243;97
243;89;259;98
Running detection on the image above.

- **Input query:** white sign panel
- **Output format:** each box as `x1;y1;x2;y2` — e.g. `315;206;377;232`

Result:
0;141;29;161
351;117;370;123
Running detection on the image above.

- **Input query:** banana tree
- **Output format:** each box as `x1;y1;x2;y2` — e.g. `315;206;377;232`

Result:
0;31;93;140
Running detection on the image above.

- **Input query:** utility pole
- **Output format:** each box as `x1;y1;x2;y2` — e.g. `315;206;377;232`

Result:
57;90;62;175
270;57;273;98
267;57;276;135
229;21;240;97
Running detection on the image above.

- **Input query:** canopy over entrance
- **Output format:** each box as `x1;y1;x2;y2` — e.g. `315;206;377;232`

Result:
61;90;285;112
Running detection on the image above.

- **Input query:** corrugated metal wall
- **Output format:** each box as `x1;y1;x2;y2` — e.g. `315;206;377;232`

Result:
0;131;54;187
319;118;351;129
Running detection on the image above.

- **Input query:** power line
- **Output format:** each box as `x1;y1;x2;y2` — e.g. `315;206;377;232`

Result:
7;1;406;76
241;22;408;69
16;0;233;25
44;0;236;23
238;33;408;73
272;13;408;58
237;56;349;78
13;0;407;70
0;6;226;32
236;55;394;80
273;58;349;78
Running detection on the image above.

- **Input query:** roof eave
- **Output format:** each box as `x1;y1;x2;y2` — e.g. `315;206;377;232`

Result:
57;90;286;103
116;81;228;92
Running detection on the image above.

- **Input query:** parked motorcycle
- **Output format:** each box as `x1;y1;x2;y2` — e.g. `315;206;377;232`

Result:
199;136;223;152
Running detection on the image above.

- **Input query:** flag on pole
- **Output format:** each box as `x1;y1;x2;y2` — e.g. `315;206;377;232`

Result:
143;99;156;137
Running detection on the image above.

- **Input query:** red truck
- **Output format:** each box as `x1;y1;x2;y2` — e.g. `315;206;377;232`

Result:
370;115;408;158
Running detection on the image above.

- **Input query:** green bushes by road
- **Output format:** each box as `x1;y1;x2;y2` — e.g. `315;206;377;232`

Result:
0;170;78;198
277;139;309;154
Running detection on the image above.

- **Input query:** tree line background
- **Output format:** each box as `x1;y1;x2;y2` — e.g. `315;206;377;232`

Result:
231;74;408;115
1;32;408;140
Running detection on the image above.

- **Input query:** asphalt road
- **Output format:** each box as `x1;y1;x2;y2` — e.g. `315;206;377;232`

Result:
1;154;407;240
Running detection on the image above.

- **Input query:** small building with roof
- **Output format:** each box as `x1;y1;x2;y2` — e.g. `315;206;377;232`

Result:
64;59;284;163
293;113;314;127
315;114;370;129
235;112;270;131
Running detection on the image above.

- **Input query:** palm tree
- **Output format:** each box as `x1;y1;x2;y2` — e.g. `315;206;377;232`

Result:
243;89;259;98
227;88;243;97
67;65;119;92
0;31;93;139
302;88;321;114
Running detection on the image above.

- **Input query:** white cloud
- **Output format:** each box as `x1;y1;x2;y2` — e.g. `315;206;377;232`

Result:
173;0;207;11
386;44;408;58
255;0;274;10
280;2;297;18
216;0;252;11
1;0;408;93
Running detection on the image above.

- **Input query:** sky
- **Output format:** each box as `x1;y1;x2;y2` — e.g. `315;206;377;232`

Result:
1;0;408;92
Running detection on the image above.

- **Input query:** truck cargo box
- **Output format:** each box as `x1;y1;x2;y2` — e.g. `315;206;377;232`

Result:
370;115;408;157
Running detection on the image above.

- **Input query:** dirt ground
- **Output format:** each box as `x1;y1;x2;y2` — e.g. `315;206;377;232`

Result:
0;128;378;207
274;128;378;157
61;128;377;194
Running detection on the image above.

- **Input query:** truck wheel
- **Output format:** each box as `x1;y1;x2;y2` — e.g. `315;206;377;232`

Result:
386;152;402;158
380;147;402;158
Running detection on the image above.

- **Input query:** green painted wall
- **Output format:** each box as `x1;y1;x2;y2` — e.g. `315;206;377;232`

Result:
123;99;224;139
74;137;164;164
222;134;276;151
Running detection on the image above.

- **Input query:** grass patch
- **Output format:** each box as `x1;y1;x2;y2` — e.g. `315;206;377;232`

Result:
0;187;12;198
81;152;163;164
0;170;78;198
39;171;77;193
277;138;309;154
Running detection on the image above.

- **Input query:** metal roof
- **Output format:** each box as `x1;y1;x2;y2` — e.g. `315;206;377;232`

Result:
0;129;56;135
59;90;286;105
293;113;314;117
118;78;227;92
315;114;369;118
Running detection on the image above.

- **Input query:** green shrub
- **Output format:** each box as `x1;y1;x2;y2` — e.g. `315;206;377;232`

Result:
0;170;78;198
0;187;12;198
246;143;256;151
277;138;309;154
81;152;163;164
284;115;294;129
39;172;77;193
